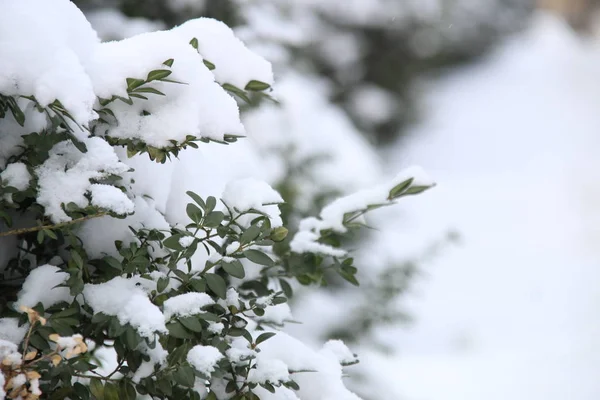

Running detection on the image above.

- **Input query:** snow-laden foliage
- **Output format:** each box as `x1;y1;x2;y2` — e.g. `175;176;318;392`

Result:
0;1;434;399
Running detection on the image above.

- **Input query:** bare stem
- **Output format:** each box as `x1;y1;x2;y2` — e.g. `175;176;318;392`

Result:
0;213;107;238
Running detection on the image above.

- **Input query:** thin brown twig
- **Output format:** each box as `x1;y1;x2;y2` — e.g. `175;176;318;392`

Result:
0;213;107;238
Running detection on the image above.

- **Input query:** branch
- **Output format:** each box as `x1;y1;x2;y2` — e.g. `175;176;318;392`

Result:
0;213;107;238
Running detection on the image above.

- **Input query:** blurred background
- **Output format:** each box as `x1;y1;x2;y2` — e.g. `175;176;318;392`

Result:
74;0;600;398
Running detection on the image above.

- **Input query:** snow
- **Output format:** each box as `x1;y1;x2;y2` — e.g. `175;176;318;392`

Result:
226;338;256;364
348;85;399;125
87;9;166;41
0;340;17;362
248;358;290;384
221;178;284;227
242;73;382;208
15;265;71;310
187;345;223;375
78;196;171;260
321;340;356;365
0;162;30;195
289;230;347;257
178;236;195;248
225;288;240;307
258;331;361;400
163;292;214;320
88;29;244;146
226;241;240;255
11;373;26;388
88;184;134;216
53;334;84;351
256;303;292;326
172;18;274;89
0;319;27;346
208;322;224;334
358;12;600;400
0;0;98;124
290;166;433;255
83;276;166;338
35;137;131;223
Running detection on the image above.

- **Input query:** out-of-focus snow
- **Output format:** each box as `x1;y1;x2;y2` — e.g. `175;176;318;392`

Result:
365;12;600;400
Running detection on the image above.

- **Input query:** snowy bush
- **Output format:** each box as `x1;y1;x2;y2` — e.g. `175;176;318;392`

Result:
0;1;434;399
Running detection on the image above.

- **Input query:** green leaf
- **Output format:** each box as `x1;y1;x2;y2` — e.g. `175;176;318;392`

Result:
89;378;104;400
122;326;142;349
186;203;203;223
339;269;360;286
222;260;245;279
189;37;199;50
205;273;226;299
255;332;276;345
402;185;431;196
147;69;172;82
240;225;260;245
189;278;206;292
163;58;174;67
204;211;224;228
206;392;217;400
167;321;195;339
104;382;119;400
179;316;203;332
129;93;148;100
44;229;57;240
388;178;413;199
279;278;293;298
244;249;275;266
163;234;184;250
186;191;206;209
222;83;251;103
108;317;125;337
119;380;137;400
196;312;219;322
157;276;169;293
245;80;271;91
205;196;217;213
36;230;44;244
71;249;84;268
73;382;90;400
174;365;196;387
203;59;216;70
126;78;146;90
133;87;166;96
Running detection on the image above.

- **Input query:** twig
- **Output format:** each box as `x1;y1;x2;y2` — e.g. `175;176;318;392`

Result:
0;213;107;238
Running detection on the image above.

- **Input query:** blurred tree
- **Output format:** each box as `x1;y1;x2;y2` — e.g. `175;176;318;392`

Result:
74;0;533;145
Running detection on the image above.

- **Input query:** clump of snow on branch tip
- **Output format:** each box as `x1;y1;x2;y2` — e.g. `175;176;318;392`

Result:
0;0;98;125
88;28;244;146
248;358;290;384
88;184;134;216
222;178;284;227
0;162;31;203
0;319;27;346
0;163;30;191
257;332;362;400
83;276;166;338
187;345;223;375
255;303;293;326
172;18;274;89
35;137;131;223
15;265;71;310
78;196;171;260
290;166;434;255
163;293;214;320
321;340;357;365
